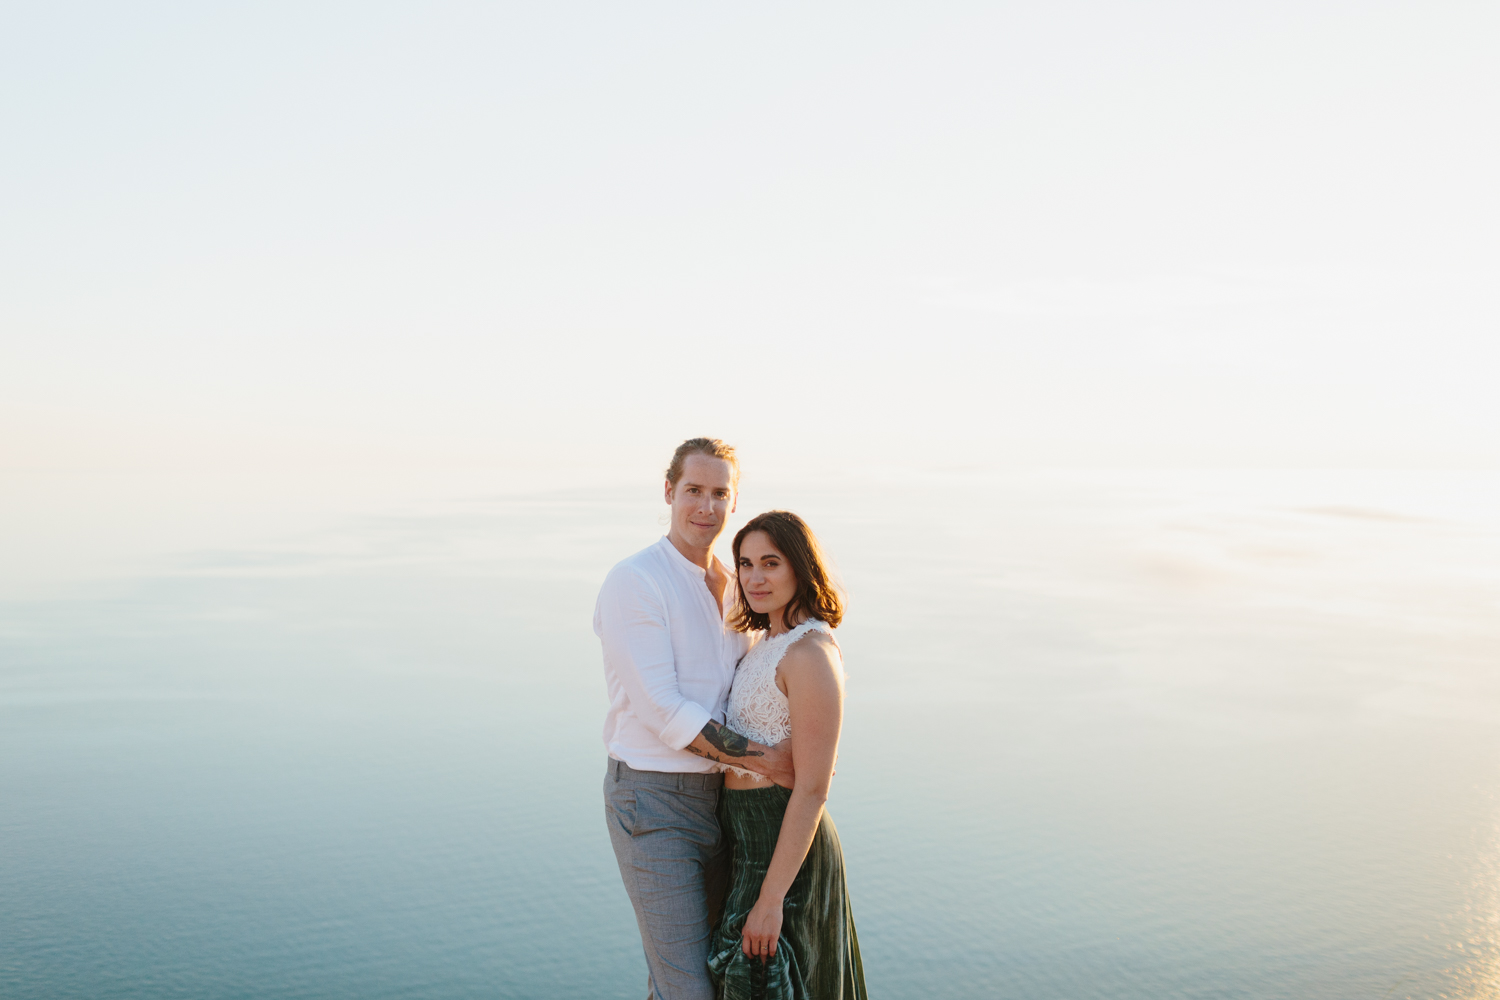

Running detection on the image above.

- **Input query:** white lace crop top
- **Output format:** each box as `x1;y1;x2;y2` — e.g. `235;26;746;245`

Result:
724;619;839;780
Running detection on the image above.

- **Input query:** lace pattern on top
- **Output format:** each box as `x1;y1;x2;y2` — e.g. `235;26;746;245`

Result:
723;619;838;781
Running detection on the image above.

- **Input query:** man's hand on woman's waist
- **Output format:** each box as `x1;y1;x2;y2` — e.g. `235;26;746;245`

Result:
685;722;796;788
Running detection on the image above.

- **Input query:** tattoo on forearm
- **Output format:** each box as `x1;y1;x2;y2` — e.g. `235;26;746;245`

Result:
694;721;764;761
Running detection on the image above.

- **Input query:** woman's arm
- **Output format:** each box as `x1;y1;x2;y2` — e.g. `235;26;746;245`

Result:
740;632;843;960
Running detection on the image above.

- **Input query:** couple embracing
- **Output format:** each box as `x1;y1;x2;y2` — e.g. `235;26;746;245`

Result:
596;438;868;1000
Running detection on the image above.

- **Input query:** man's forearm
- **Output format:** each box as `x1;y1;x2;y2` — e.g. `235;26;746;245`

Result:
686;720;768;767
685;721;794;787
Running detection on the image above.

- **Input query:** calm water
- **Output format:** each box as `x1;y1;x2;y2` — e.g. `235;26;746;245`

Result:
3;469;1499;999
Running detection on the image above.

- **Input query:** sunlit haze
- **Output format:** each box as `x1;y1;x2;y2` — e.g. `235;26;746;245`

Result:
5;9;1500;996
3;2;1497;485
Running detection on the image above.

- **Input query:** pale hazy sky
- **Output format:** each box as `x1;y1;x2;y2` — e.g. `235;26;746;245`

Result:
3;2;1497;477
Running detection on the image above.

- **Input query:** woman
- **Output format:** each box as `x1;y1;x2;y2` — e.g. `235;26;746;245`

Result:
708;510;867;1000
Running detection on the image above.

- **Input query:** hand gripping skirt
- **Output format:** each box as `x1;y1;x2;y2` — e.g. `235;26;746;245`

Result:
707;785;868;1000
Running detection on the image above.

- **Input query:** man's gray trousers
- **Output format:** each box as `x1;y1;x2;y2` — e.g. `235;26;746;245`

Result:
604;758;730;1000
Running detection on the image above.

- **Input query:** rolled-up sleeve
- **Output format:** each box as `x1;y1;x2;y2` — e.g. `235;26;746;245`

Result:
595;565;712;750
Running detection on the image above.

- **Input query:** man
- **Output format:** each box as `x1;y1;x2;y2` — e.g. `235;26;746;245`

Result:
597;437;794;1000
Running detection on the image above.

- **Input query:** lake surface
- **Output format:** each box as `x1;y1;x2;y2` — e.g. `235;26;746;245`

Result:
3;468;1499;999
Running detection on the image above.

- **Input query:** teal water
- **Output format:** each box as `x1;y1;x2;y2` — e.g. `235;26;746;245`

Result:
3;470;1499;998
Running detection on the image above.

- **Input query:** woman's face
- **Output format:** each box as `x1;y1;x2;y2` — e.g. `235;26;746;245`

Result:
737;530;798;621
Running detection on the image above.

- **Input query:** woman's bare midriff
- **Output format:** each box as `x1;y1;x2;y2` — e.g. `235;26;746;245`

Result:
722;770;778;791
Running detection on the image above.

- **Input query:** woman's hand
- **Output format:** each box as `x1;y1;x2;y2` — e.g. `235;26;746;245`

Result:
741;895;784;961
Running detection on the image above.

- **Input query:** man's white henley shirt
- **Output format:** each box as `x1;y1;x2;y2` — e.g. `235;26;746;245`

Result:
595;535;753;773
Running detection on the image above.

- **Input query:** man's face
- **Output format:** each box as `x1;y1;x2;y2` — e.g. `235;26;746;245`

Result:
665;454;737;551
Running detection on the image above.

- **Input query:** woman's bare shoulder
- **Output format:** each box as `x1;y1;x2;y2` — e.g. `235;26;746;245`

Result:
780;628;842;675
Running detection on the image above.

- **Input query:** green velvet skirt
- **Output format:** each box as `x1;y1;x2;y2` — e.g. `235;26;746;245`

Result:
707;785;867;1000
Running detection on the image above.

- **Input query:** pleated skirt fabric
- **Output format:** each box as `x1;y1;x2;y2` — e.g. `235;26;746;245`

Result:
707;785;867;1000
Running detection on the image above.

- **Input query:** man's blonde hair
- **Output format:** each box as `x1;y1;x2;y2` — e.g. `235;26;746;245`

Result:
665;438;740;490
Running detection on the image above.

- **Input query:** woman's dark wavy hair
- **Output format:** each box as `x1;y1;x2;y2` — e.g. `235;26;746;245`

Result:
730;510;844;633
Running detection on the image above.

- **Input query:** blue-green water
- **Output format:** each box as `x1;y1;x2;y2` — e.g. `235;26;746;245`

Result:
3;470;1499;998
